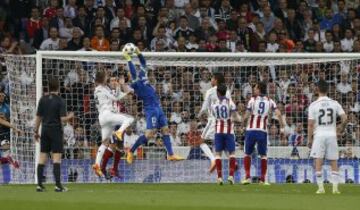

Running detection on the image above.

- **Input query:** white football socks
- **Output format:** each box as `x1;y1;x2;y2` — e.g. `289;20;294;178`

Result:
316;171;324;191
95;144;107;165
200;143;215;161
331;171;340;192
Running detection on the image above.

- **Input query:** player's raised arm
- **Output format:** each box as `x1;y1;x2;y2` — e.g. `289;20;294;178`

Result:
135;47;146;68
198;90;211;118
336;102;347;135
123;49;137;80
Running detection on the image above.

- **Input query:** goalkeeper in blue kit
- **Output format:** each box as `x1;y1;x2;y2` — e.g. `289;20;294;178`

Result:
123;47;184;163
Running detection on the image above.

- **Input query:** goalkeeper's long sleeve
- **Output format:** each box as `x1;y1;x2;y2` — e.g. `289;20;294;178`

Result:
128;60;137;80
137;53;147;69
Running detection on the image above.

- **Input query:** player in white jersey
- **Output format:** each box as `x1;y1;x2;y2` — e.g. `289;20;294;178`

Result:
211;84;241;185
98;75;132;178
308;80;347;194
198;73;232;173
242;81;285;185
92;70;134;177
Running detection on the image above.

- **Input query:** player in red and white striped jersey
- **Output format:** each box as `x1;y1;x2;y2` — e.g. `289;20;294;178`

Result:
211;84;241;185
242;81;285;185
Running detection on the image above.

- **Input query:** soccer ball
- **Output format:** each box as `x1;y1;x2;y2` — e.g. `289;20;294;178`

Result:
123;43;136;55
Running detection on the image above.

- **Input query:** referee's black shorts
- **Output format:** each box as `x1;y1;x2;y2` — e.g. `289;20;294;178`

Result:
40;126;64;153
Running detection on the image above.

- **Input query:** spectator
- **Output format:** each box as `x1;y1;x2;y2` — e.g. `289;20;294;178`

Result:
194;17;216;41
226;9;239;30
64;0;77;19
214;0;232;21
49;7;65;29
266;31;279;52
303;29;317;52
185;33;199;50
236;17;256;51
78;37;95;51
336;72;352;94
186;120;203;159
174;16;194;39
285;8;303;41
341;28;355;52
323;30;334;52
320;8;342;30
109;39;120;51
72;6;91;34
261;6;275;33
43;0;59;19
26;7;42;41
169;122;182;146
123;126;140;151
60;17;83;40
268;124;282;146
67;27;84;50
110;7;131;31
274;0;288;20
217;39;231;52
183;3;200;30
0;36;22;54
150;26;173;51
91;25;109;51
33;17;50;50
40;27;60;50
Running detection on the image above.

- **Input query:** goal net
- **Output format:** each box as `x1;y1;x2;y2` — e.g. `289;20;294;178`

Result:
3;52;360;184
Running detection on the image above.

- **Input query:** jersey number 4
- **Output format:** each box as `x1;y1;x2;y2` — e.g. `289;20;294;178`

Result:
318;108;334;125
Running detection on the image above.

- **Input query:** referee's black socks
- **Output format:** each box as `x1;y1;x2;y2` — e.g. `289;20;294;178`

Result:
37;164;45;187
53;163;61;188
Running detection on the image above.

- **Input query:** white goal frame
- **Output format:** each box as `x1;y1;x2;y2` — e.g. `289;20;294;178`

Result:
29;51;360;184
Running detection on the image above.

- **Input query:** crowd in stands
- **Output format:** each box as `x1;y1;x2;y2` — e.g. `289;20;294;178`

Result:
0;0;359;159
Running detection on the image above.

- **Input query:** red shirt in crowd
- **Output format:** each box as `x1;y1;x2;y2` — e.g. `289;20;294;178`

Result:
26;18;42;39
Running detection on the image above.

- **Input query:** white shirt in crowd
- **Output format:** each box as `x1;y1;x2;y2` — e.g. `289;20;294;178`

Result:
341;38;354;52
124;132;139;149
64;123;76;147
136;117;146;135
170;133;182;146
266;43;279;52
177;121;190;135
336;82;352;94
323;41;334;52
174;0;190;8
110;17;131;31
170;112;182;124
40;38;59;50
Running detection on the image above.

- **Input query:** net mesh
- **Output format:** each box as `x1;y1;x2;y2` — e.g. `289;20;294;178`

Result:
3;53;360;184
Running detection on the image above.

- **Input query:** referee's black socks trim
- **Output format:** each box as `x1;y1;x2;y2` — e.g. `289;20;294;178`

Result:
37;164;45;186
53;163;61;188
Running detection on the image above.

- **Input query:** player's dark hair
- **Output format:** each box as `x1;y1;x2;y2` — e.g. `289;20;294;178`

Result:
317;79;328;94
48;77;60;92
212;73;225;85
95;70;106;84
258;81;267;95
217;84;227;97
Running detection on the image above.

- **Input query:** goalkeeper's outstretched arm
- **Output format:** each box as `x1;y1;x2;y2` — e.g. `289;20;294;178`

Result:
134;47;147;68
123;51;137;80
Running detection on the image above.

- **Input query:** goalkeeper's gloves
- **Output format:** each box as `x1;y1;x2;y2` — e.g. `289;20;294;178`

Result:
122;49;132;62
134;47;141;55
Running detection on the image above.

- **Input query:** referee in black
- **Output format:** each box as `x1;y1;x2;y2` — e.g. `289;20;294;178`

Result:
34;77;74;192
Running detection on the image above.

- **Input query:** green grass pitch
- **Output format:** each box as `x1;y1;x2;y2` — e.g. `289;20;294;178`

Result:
0;183;359;210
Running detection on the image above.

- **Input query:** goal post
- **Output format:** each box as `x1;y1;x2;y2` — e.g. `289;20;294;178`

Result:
3;51;360;184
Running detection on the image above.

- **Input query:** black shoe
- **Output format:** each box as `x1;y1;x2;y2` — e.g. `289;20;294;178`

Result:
54;186;68;192
36;185;45;192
